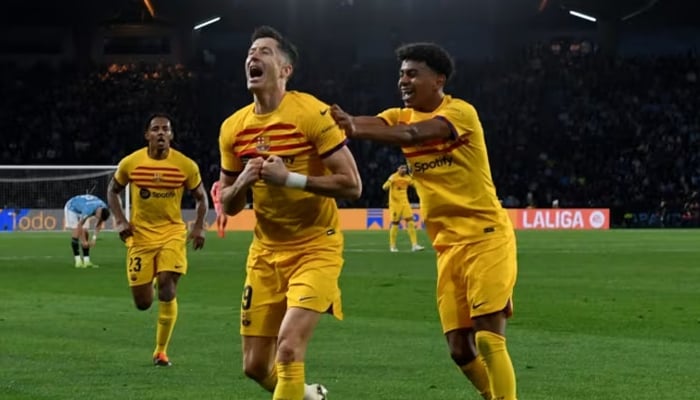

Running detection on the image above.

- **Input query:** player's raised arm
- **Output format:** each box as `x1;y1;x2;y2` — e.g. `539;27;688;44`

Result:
188;183;208;250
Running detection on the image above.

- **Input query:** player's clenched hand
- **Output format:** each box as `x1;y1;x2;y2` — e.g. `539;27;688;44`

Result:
116;220;134;242
330;104;356;138
261;155;289;186
188;226;205;250
240;156;264;186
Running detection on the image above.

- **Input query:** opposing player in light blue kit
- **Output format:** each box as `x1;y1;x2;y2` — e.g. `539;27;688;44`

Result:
64;194;111;268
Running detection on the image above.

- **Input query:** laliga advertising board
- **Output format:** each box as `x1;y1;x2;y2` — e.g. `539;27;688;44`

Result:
0;208;609;232
508;208;610;230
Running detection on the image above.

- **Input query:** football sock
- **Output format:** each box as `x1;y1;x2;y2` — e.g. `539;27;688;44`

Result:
71;238;80;256
273;362;305;400
154;298;178;355
406;220;418;245
259;367;278;392
389;224;399;248
82;245;90;260
476;330;517;400
459;355;492;400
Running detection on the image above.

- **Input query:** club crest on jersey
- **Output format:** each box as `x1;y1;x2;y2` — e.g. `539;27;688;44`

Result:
256;136;271;152
152;173;162;182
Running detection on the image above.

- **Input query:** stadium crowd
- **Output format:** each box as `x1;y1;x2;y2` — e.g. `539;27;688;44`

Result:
1;44;699;227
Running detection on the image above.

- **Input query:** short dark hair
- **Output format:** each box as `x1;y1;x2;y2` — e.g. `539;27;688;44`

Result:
395;42;455;82
143;112;174;132
99;208;110;222
251;25;299;67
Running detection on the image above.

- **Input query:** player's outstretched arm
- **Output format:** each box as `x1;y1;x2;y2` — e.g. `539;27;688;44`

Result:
220;157;263;216
331;104;452;145
107;177;133;242
188;183;208;250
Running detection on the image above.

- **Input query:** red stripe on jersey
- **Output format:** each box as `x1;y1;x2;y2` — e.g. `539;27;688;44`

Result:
133;166;181;172
237;123;297;137
131;172;185;179
238;149;264;158
132;181;183;189
233;132;305;147
403;140;464;158
129;175;184;184
421;138;449;147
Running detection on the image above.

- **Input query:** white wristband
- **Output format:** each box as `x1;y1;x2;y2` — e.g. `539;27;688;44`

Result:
285;172;308;189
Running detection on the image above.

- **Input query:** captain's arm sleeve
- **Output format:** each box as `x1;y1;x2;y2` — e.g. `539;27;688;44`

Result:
433;102;483;142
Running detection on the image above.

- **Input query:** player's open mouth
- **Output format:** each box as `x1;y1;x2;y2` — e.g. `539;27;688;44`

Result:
248;65;264;81
401;88;415;101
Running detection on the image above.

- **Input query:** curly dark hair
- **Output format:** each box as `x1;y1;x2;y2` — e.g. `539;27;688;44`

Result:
251;25;299;67
395;42;455;82
143;112;173;132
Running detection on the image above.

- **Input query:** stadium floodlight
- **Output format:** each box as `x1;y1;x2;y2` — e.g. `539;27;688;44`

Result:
568;10;596;22
193;16;221;31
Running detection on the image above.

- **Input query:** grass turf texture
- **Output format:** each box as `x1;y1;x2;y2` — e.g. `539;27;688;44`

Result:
1;230;698;400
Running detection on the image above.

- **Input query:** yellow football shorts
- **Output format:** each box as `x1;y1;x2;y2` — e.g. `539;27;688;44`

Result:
390;203;413;222
125;237;188;287
436;232;517;333
240;232;344;337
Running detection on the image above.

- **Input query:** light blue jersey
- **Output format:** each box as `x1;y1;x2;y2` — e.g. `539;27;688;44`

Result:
66;194;107;217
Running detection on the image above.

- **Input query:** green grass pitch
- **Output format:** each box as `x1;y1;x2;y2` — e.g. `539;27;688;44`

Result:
1;230;699;399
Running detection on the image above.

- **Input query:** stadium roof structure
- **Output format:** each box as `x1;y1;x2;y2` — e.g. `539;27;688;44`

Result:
0;0;697;29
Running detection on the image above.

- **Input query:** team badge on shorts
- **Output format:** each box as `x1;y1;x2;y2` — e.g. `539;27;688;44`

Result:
241;312;251;327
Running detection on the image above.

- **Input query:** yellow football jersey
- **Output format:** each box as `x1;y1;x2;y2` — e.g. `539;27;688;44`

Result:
378;95;512;247
219;91;347;246
382;173;413;207
114;148;202;246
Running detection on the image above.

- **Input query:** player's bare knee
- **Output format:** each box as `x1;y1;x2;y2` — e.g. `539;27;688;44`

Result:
449;346;478;366
156;273;179;301
276;338;302;363
157;286;176;302
243;360;271;382
446;329;478;365
134;299;152;311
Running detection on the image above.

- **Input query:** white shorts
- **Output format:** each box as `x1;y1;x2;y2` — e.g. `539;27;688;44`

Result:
64;206;90;229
